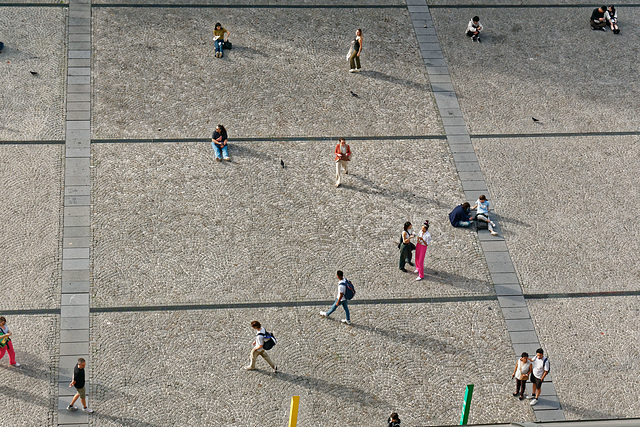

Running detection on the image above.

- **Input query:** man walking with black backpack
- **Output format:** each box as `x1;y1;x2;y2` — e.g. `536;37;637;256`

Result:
244;321;277;372
320;270;354;325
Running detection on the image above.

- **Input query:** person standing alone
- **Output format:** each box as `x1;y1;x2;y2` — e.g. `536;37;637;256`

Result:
320;270;352;324
347;29;363;73
67;358;93;413
0;316;20;367
334;138;351;188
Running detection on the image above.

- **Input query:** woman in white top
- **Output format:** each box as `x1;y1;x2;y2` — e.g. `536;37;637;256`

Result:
414;221;431;281
511;352;531;400
606;6;619;33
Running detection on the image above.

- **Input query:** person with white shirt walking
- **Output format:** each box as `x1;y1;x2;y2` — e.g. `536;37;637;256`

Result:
244;321;277;372
528;348;550;406
472;194;498;236
320;270;353;325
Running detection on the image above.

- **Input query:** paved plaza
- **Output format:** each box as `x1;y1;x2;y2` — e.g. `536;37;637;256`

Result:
1;0;639;426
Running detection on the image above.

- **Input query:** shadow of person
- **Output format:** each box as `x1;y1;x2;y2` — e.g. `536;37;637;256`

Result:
256;370;390;408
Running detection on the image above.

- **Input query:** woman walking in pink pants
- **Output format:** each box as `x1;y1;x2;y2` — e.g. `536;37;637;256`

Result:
0;316;20;367
415;221;431;281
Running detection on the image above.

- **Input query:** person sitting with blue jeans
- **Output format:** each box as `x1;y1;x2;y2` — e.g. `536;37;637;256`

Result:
213;22;230;58
212;124;230;161
449;202;473;227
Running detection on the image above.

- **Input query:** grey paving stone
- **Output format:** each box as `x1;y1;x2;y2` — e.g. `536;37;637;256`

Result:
57;381;78;397
426;66;450;75
63;247;90;259
62;294;90;305
502;307;531;320
68;25;91;34
64;226;91;237
439;107;463;118
509;330;539;344
455;161;481;172
68;17;90;26
484;251;513;265
65;158;90;175
411;12;432;21
65;175;90;186
407;5;428;13
69;11;91;19
68;58;91;67
68;84;91;94
62;257;90;270
405;0;427;5
423;57;447;67
416;35;440;44
495;284;523;296
62;269;90;282
69;33;91;42
458;171;484;182
65;185;91;196
449;144;475;154
57;400;89;424
447;134;471;144
68;75;90;85
443;125;468;135
441;116;466;126
452;152;478;163
64;236;91;249
533;395;561;411
505;318;535;332
498;295;526;308
61;328;90;343
64;195;91;206
67;110;91;121
66;120;91;130
480;240;508;252
534;409;566;422
486;261;515;275
65;148;91;158
68;51;91;60
60;342;89;356
60;316;90;330
490;272;519;285
431;82;454;93
62;215;89;227
68;101;91;110
461;180;488;192
64;206;90;218
67;92;91;102
62;281;90;293
426;74;451;83
478;230;505;242
69;41;91;51
421;50;444;59
513;343;541;359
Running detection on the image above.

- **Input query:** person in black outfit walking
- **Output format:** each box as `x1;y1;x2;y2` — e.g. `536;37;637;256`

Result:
67;358;94;413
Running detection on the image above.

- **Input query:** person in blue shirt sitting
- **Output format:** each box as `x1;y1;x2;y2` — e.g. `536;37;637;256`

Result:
449;202;473;228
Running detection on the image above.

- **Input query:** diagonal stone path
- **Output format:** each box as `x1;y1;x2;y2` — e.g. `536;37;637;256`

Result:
406;0;565;421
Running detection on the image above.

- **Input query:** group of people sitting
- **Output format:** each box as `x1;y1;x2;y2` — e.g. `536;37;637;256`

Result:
591;5;620;33
448;195;498;236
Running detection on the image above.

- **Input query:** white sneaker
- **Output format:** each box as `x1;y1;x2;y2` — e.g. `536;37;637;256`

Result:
530;398;538;406
319;311;327;317
491;231;499;236
10;362;20;367
341;319;351;325
526;395;534;399
349;69;356;73
82;407;94;413
66;405;77;411
416;277;423;281
244;366;255;370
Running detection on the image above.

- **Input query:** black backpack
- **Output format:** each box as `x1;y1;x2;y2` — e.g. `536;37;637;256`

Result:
258;331;276;350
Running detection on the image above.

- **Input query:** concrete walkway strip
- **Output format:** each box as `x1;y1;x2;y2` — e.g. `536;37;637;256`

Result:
407;0;565;421
59;0;91;424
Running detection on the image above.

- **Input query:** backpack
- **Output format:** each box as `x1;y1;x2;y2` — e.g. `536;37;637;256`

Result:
542;357;550;373
258;331;276;350
343;279;356;300
223;40;232;50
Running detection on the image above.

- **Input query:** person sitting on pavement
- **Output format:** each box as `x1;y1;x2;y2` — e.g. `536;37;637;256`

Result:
606;5;620;33
449;202;473;228
590;6;608;30
466;16;483;42
472;194;498;236
213;22;230;58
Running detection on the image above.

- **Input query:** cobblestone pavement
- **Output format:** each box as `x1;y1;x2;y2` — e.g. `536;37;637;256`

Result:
0;315;59;426
0;8;66;141
529;297;640;420
92;7;442;139
473;136;640;294
90;304;531;426
91;140;492;308
431;7;640;135
0;145;63;310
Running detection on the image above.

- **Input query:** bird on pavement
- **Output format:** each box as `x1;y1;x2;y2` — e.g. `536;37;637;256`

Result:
280;159;285;169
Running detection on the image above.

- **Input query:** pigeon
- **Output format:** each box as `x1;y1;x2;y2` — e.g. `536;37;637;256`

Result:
30;71;38;76
280;159;285;169
350;91;359;98
532;117;540;122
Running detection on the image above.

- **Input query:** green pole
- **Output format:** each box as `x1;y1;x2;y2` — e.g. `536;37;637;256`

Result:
459;384;474;425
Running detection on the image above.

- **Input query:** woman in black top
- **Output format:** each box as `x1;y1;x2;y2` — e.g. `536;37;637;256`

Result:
348;29;363;73
211;124;229;161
